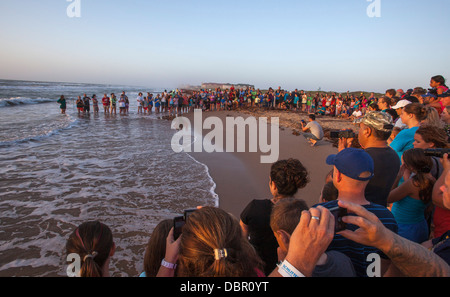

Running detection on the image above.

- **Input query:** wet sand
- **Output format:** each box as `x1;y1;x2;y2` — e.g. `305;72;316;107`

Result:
185;109;356;217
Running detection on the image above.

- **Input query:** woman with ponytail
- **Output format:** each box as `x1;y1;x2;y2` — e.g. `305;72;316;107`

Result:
388;149;436;243
390;103;428;160
66;221;115;277
175;207;264;277
239;159;310;275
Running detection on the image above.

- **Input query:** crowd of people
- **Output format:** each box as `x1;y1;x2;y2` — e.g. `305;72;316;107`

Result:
64;75;450;278
63;75;450;125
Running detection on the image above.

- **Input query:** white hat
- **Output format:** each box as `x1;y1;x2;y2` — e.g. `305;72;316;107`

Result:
392;99;411;110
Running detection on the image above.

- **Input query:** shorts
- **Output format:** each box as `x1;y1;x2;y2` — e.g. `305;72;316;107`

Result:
303;133;321;141
77;107;83;112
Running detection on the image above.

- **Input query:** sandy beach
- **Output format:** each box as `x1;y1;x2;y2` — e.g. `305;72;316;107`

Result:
185;108;356;217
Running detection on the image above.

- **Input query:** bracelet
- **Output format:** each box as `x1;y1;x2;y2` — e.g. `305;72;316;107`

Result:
161;259;177;270
277;260;306;278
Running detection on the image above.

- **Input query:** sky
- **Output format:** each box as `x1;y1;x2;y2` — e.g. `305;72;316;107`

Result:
0;0;449;92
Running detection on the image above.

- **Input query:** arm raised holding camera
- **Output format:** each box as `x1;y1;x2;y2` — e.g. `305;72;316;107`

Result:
156;228;181;277
338;200;450;277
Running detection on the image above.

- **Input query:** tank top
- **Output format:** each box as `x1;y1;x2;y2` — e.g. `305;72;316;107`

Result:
391;196;426;224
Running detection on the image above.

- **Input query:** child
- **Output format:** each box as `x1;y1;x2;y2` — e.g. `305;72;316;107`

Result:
270;198;356;277
66;221;116;277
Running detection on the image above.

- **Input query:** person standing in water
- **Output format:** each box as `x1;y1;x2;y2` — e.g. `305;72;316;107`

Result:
57;95;67;114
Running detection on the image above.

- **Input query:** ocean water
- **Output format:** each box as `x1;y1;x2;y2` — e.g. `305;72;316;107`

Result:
0;79;218;277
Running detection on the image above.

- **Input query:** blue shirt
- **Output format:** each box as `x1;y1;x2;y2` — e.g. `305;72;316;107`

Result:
313;200;398;277
391;196;427;224
390;126;419;160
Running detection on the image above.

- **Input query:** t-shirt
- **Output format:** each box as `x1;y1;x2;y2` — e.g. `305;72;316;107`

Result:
390;126;419;160
240;199;279;275
57;98;66;109
306;121;324;140
312;251;356;277
431;230;450;265
365;147;401;207
313;200;398;277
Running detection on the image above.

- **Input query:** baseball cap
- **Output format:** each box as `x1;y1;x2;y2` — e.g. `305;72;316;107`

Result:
392;99;411;109
422;92;438;99
354;111;394;132
326;148;374;182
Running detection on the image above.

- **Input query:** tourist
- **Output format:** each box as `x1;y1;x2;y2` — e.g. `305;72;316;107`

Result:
92;95;99;114
388;148;436;243
154;94;161;113
110;93;117;115
102;94;110;114
66;221;116;277
76;96;84;114
125;93;129;114
140;219;172;277
83;94;90;113
301;114;324;147
430;75;449;96
337;200;450;277
158;207;264;277
137;92;144;114
315;148;398;277
57;95;66;114
147;92;153;114
270;198;356;277
143;95;150;114
240;159;310;275
390;103;428;160
391;99;411;129
378;96;398;122
319;181;339;203
348;111;400;207
118;93;126;115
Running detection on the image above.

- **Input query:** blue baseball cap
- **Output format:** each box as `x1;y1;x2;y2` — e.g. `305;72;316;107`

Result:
326;148;374;181
422;92;438;99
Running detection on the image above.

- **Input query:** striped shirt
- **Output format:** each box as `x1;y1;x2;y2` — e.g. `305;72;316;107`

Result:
314;200;398;277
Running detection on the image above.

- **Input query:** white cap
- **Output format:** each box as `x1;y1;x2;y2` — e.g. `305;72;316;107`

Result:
392;99;411;110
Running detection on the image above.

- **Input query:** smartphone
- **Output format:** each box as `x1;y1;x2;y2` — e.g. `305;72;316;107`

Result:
183;209;197;221
173;216;185;240
329;206;348;233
